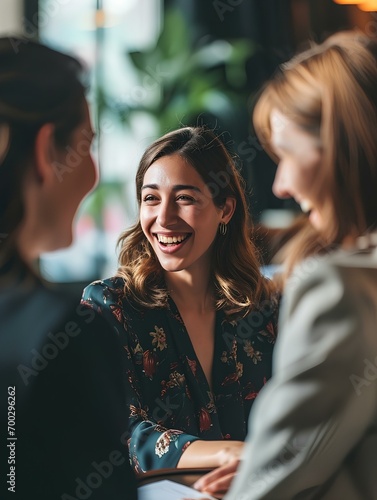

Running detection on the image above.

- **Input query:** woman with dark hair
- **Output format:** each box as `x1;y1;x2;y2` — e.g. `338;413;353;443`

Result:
0;37;137;499
195;30;377;499
82;126;279;474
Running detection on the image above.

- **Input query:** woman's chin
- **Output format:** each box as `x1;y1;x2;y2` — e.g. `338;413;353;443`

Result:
308;210;323;231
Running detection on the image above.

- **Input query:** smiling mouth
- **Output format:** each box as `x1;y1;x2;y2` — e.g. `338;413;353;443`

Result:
155;233;191;246
299;200;312;214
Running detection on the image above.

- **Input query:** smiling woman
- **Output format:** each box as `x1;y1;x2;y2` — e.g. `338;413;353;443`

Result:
269;109;324;229
140;154;235;276
82;126;280;487
251;30;377;280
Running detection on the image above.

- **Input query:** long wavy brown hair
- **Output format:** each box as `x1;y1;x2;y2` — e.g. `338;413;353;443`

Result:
117;126;273;319
253;30;377;279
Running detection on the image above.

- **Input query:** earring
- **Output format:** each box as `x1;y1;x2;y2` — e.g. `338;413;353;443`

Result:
219;222;227;235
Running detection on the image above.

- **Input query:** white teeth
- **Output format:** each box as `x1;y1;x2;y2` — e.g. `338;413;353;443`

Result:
157;234;188;244
300;200;312;213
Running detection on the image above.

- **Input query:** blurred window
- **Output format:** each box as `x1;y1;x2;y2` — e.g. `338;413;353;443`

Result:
38;0;162;282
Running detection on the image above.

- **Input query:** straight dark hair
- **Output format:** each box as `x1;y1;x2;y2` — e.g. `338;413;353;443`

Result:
0;37;87;246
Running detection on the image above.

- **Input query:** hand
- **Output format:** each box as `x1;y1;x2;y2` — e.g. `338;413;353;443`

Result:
192;458;240;498
215;442;243;466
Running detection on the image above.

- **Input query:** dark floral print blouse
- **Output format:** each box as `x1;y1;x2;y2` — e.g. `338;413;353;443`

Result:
82;277;279;473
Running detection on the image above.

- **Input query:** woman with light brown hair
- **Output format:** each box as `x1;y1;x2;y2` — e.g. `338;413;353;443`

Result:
195;30;377;498
255;29;377;282
82;126;279;480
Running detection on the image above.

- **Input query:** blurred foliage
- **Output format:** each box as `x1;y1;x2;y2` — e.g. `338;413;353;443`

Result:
103;7;258;134
89;7;257;228
83;181;125;227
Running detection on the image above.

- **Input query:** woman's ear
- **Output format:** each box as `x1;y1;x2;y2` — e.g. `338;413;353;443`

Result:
34;123;56;184
221;197;236;224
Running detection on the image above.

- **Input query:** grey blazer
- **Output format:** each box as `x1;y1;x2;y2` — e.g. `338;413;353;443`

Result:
226;248;377;500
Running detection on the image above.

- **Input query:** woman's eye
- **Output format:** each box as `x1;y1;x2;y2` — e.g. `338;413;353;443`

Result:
177;195;195;202
143;194;157;202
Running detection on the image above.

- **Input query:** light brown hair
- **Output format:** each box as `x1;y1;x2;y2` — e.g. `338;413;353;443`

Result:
253;30;377;276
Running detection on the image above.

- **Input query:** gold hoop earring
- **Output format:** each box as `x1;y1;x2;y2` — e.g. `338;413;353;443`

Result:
219;222;227;235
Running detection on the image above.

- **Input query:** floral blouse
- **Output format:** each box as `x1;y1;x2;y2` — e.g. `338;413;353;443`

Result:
82;277;279;472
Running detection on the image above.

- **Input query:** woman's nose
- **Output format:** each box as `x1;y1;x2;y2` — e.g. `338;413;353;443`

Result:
156;199;178;227
272;163;291;199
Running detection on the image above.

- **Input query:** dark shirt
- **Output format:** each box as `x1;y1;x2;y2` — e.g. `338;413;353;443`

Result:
0;259;137;500
82;276;279;472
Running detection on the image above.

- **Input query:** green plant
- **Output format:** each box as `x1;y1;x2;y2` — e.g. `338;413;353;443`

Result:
111;7;258;134
85;7;257;256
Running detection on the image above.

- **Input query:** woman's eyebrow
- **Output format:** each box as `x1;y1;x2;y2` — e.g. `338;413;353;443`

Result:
141;184;202;193
173;184;202;193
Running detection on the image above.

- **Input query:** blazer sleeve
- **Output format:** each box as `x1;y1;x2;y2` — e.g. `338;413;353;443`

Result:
226;259;377;499
82;281;199;472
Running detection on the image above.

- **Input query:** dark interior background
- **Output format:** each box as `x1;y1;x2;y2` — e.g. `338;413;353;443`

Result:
24;0;376;283
26;0;374;222
140;0;372;220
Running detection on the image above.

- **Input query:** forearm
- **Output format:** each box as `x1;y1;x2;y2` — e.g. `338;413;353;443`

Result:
177;440;243;469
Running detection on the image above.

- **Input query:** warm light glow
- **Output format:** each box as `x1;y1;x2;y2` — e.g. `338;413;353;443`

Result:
333;0;363;4
95;9;106;28
358;1;377;10
333;0;377;10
